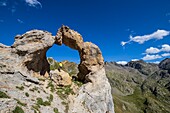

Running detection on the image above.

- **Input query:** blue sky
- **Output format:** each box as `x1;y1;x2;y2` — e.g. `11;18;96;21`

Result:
0;0;170;64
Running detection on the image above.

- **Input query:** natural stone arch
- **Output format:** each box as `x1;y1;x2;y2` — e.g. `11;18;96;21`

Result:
0;26;115;113
55;25;104;82
12;25;104;82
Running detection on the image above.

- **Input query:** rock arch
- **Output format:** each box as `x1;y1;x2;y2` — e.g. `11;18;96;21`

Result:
12;25;104;82
55;25;104;82
0;25;115;113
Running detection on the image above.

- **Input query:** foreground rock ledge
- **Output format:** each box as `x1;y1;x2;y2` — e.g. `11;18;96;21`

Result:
0;26;115;113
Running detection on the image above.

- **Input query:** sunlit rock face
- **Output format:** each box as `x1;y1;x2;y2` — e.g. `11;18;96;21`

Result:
56;26;114;113
0;26;115;113
56;25;104;82
12;30;55;76
0;30;55;79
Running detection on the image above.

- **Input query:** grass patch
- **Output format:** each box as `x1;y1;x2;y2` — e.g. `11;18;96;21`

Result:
124;88;145;105
0;91;10;98
53;108;59;113
25;92;29;97
82;101;85;106
13;106;24;113
14;98;27;107
16;86;24;91
121;87;146;112
47;94;53;102
56;85;74;99
36;97;51;107
32;105;40;113
38;78;45;82
48;58;61;71
62;101;69;113
29;87;38;92
35;94;53;108
113;95;127;113
46;81;55;92
73;80;83;87
50;62;60;70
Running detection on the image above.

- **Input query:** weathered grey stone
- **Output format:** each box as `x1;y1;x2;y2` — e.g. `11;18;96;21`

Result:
68;68;114;113
0;26;115;113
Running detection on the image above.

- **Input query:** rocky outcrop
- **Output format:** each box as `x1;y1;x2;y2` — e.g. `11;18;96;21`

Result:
50;69;72;86
56;26;114;113
159;58;170;72
0;30;55;81
12;30;55;76
56;26;104;82
126;60;159;76
0;26;114;113
68;67;114;113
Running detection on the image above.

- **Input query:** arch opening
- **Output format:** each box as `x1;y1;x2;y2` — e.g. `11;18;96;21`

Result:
55;25;104;82
47;44;80;63
13;26;104;83
46;44;80;79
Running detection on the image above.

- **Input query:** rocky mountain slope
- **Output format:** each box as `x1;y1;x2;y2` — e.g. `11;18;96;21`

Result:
105;59;170;113
47;58;170;113
0;26;114;113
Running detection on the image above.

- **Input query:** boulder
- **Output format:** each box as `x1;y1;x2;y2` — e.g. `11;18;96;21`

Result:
50;69;72;86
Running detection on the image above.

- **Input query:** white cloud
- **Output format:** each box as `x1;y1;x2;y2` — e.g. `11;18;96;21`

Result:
17;19;24;24
144;44;170;55
142;54;162;61
121;29;170;46
145;47;160;54
152;61;160;64
131;59;139;61
116;61;127;65
25;0;42;8
161;44;170;52
162;53;170;57
121;41;127;46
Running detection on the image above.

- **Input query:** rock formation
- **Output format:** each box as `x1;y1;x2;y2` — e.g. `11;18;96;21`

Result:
56;26;114;112
12;30;55;76
159;58;170;73
0;26;115;113
126;60;159;76
50;69;72;86
56;26;104;82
